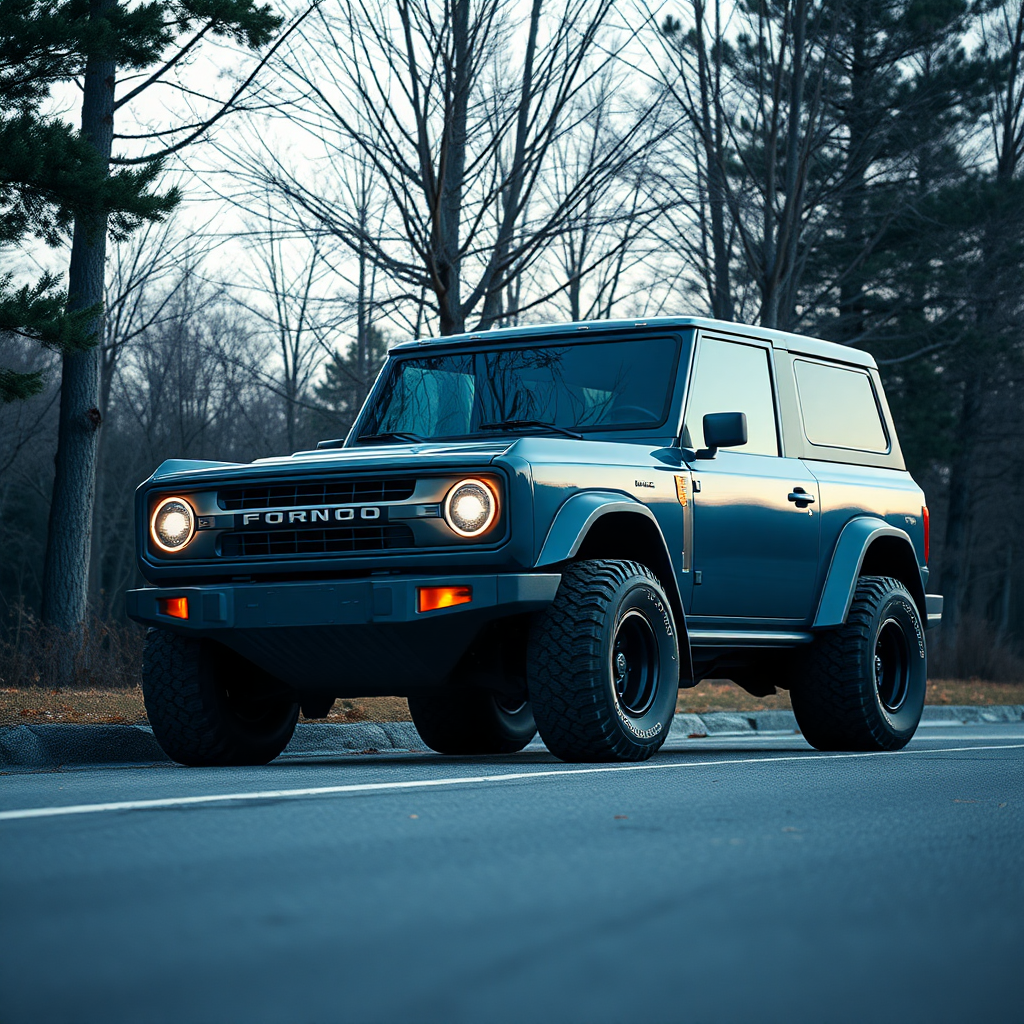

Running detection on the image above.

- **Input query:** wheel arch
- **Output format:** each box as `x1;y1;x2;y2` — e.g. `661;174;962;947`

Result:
814;517;926;629
536;493;694;685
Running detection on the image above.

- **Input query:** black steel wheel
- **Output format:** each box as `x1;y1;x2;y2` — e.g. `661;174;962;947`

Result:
142;629;300;767
874;617;912;713
613;610;661;716
791;576;927;751
526;559;678;762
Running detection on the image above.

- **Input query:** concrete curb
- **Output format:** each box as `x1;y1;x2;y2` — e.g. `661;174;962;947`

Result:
1;705;1021;768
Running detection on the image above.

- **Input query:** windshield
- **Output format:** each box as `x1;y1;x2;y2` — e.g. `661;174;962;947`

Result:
357;335;682;442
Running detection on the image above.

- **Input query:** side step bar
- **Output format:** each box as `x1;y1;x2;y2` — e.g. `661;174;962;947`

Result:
687;631;815;648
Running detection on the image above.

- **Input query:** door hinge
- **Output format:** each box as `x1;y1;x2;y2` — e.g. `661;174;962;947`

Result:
694;570;703;585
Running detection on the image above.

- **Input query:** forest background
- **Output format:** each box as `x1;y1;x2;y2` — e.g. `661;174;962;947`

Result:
2;0;1023;687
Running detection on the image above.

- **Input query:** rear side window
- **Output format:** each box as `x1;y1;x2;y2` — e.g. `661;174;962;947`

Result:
683;338;779;456
794;360;888;452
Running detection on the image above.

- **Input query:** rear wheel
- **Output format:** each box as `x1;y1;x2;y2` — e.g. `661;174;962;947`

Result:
142;629;300;766
526;559;678;762
408;692;536;754
791;576;926;751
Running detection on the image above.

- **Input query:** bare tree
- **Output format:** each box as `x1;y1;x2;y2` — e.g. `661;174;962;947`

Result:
236;0;664;337
90;218;221;603
938;0;1024;649
91;273;285;616
541;75;668;323
649;0;978;337
232;204;336;451
650;0;845;329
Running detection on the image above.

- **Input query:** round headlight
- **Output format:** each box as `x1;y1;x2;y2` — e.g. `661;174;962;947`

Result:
443;478;497;538
150;496;196;552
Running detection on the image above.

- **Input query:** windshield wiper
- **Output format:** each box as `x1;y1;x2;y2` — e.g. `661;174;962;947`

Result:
354;430;427;445
479;419;583;439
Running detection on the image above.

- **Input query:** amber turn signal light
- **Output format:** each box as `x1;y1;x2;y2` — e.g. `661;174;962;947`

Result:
417;586;472;613
674;474;688;506
158;596;189;620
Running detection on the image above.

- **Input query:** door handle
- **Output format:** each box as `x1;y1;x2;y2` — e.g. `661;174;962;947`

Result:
788;488;815;507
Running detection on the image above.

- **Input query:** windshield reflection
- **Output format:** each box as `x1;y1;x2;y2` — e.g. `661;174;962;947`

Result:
359;336;681;442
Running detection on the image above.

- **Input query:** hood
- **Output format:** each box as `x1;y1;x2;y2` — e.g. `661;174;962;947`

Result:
147;439;516;486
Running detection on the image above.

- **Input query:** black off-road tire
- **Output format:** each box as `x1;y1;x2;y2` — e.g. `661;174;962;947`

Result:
142;629;300;767
791;576;927;752
408;692;536;755
526;559;679;763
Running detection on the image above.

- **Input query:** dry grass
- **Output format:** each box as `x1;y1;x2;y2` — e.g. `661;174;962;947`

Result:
0;613;144;690
675;678;1023;714
676;682;795;715
0;686;151;725
919;678;1024;706
0;687;410;727
2;678;1020;727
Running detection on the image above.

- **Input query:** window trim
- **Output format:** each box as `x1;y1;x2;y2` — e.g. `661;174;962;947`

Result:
792;357;892;455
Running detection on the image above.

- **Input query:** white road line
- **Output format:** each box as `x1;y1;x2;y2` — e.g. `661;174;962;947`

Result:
2;742;1021;824
673;731;1023;743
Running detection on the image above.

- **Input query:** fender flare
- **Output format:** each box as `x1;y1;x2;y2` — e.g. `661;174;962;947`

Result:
537;492;663;565
813;517;925;629
536;491;694;686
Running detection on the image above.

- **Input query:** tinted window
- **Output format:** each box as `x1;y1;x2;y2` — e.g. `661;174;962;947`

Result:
794;360;888;452
683;339;779;456
362;336;681;439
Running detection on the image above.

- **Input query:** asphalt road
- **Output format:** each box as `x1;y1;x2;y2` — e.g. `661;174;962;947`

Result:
1;725;1022;1024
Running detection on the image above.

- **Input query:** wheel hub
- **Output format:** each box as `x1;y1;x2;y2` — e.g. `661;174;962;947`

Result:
612;610;659;716
874;617;911;713
615;651;628;679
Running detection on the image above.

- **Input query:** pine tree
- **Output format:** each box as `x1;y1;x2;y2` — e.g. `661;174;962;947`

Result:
0;0;174;401
315;325;390;437
0;0;287;665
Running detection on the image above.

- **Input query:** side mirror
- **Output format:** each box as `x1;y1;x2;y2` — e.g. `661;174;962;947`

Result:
696;411;747;459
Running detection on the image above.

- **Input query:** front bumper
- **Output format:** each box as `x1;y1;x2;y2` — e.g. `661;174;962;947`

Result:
126;573;560;631
126;573;561;696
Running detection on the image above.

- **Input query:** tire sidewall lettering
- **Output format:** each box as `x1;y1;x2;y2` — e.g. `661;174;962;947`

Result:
606;579;678;744
871;590;926;733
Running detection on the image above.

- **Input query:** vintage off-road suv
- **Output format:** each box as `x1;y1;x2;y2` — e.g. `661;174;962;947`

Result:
128;316;943;766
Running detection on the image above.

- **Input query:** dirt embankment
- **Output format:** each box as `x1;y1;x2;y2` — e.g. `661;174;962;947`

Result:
2;679;1020;727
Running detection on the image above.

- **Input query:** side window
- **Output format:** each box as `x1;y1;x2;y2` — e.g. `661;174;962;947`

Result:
683;338;779;456
794;360;888;452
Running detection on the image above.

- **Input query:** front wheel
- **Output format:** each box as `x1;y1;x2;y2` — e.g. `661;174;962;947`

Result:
142;629;300;766
527;559;679;762
791;576;927;751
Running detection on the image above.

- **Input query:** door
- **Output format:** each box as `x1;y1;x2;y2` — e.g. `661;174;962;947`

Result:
683;335;820;621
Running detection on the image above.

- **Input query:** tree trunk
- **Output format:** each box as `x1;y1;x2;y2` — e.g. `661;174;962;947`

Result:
941;1;1024;650
834;6;869;344
87;339;118;616
40;0;114;676
695;0;733;321
477;0;543;329
996;545;1013;647
938;371;981;650
434;0;470;336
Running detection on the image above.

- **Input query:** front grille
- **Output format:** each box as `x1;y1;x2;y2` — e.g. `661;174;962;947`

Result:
220;523;414;558
218;478;416;511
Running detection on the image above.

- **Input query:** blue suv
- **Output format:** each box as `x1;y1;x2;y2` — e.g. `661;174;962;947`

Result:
128;317;943;765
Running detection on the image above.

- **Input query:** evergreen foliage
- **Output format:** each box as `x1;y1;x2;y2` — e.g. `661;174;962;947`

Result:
0;0;281;401
316;325;390;433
